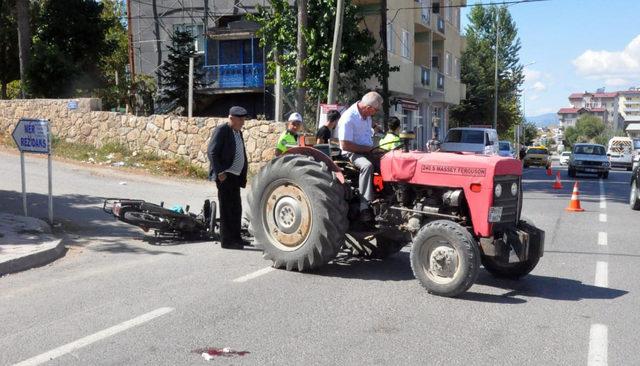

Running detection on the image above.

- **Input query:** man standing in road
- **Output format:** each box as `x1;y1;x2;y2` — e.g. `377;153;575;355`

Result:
337;91;383;222
207;106;249;250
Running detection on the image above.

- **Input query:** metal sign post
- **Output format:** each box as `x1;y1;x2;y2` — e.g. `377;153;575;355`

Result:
11;118;54;224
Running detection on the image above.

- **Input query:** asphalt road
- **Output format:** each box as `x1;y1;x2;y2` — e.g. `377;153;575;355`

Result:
0;150;637;365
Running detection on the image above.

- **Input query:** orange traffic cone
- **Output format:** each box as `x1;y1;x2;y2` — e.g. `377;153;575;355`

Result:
565;181;585;212
552;172;563;190
546;167;553;176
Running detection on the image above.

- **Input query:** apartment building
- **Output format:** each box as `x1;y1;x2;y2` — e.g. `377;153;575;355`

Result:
130;0;273;118
558;88;640;132
356;0;467;148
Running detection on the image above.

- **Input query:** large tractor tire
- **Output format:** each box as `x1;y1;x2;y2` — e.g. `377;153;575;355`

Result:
481;219;542;279
410;220;480;297
247;154;348;271
344;230;408;259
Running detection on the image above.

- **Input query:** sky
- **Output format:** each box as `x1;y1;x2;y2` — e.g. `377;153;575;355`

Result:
461;0;640;117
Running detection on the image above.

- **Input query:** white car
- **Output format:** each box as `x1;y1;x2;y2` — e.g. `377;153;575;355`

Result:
559;151;571;165
441;128;499;155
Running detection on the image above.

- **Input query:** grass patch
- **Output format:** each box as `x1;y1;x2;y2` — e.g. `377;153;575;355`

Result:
1;133;207;180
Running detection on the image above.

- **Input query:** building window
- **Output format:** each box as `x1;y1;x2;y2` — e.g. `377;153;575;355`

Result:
401;29;411;59
445;0;452;22
174;24;205;53
420;0;430;23
445;52;452;75
454;57;460;79
387;23;395;54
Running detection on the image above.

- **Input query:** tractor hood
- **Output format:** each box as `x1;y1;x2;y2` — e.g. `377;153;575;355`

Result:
380;151;522;187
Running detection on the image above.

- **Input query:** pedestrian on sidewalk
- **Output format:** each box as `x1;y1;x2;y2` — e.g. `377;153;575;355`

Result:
207;106;249;250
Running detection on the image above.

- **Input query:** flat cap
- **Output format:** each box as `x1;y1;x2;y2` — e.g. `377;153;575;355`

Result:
229;106;248;117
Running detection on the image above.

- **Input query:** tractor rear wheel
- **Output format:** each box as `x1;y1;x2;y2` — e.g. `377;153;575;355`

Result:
410;220;480;297
247;154;348;271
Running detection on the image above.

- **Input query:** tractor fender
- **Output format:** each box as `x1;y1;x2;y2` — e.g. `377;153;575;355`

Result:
285;146;345;184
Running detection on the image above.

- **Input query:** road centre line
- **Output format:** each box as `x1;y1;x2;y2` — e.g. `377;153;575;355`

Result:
588;324;608;366
233;267;276;283
598;232;608;246
599;213;607;222
13;307;174;366
595;261;608;288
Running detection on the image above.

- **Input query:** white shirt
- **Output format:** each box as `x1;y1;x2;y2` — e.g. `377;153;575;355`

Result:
337;102;373;152
226;130;245;176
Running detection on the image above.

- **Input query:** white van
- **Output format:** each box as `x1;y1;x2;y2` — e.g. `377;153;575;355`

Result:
607;137;633;171
441;128;499;155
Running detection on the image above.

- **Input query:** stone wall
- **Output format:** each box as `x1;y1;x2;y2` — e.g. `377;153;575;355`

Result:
0;98;285;174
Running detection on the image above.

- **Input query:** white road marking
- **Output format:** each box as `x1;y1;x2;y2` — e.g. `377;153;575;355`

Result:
588;323;608;366
600;199;607;209
13;307;174;366
598;232;608;246
599;179;607;208
233;267;276;283
595;261;608;288
599;213;607;222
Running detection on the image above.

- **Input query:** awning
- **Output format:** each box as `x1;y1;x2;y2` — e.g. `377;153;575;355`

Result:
397;98;419;111
626;123;640;131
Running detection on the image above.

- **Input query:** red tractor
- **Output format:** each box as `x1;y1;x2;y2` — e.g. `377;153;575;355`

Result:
247;134;545;297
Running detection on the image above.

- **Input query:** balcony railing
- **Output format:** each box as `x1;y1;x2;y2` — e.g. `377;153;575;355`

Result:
202;63;264;89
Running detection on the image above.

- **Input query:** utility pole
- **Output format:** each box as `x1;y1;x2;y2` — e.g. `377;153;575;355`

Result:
295;0;308;113
188;57;194;118
274;50;283;121
126;0;136;83
493;8;500;131
380;0;390;129
327;0;345;104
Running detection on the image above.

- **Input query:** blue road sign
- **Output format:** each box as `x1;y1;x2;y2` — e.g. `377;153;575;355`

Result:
12;118;51;154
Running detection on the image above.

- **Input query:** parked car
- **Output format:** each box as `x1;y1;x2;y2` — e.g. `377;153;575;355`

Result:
568;143;610;179
632;139;640;171
440;128;499;155
498;140;515;158
523;146;551;169
560;151;572;165
631;166;640;210
607;136;633;171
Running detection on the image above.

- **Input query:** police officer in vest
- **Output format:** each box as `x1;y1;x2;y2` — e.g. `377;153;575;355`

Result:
379;117;402;151
275;112;303;156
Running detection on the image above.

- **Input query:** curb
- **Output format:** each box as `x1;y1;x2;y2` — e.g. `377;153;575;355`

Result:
0;238;67;276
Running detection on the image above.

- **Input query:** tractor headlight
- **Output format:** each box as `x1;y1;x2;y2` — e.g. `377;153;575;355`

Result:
511;182;518;196
494;184;503;198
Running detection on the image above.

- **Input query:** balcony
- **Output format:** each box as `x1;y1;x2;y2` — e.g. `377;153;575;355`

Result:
625;108;640;113
202;63;264;90
414;0;431;29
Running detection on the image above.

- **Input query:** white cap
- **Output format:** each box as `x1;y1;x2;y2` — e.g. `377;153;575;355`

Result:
288;112;303;123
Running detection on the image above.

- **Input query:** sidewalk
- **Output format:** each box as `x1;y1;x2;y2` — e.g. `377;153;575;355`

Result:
0;213;65;276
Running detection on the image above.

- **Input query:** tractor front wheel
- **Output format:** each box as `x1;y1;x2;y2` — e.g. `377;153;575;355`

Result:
410;220;480;297
247;154;348;271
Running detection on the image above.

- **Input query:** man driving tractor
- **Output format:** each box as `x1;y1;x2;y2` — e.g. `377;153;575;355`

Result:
337;91;383;223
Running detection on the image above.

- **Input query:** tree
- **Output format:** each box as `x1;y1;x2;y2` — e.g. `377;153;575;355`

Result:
506;120;537;146
0;0;20;98
249;0;395;119
27;0;112;97
98;0;129;110
155;29;203;115
15;0;30;98
563;115;606;148
451;5;524;133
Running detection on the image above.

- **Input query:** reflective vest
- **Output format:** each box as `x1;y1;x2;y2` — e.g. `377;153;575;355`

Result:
379;132;401;151
276;130;298;153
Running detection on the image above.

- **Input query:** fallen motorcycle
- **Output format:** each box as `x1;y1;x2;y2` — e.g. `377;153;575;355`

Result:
103;198;217;240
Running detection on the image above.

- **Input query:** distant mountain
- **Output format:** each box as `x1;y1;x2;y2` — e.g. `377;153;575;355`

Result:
526;113;558;127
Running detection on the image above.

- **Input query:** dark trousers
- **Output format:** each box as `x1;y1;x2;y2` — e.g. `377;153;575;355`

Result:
216;173;243;246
